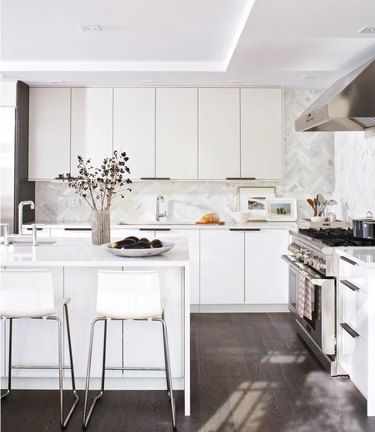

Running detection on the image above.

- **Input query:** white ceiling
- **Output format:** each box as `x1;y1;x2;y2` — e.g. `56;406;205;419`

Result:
1;0;375;88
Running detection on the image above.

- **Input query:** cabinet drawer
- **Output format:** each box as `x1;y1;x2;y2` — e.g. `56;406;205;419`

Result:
339;256;368;293
338;280;368;341
22;227;51;237
338;320;368;398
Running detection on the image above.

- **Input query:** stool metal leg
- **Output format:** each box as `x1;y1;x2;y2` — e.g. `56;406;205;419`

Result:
62;303;79;427
1;318;12;399
83;317;107;429
154;314;177;430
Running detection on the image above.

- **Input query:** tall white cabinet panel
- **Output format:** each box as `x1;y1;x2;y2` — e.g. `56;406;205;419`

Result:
198;88;240;179
245;229;289;304
113;88;155;179
241;88;283;180
71;88;113;175
28;88;71;180
200;229;244;304
156;88;197;179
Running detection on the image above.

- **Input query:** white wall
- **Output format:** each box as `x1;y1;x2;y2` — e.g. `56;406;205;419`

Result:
35;89;335;223
334;130;375;222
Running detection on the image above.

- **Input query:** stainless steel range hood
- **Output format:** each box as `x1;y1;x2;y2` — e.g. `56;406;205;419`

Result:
295;58;375;132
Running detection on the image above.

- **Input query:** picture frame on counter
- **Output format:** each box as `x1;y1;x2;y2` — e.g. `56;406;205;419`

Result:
266;197;297;221
238;186;276;221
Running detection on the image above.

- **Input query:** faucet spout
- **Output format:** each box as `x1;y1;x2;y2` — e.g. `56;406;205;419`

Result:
18;200;35;234
156;195;167;222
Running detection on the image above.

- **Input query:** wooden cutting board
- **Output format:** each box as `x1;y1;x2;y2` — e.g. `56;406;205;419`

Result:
196;221;225;225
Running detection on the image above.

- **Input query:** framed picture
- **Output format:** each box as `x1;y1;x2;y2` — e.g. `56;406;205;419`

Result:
238;186;276;221
266;198;297;221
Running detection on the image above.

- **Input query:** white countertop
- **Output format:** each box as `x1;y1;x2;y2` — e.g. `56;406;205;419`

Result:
0;237;189;267
24;221;296;230
336;247;375;267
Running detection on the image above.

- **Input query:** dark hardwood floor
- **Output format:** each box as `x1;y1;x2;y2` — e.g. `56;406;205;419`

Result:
2;313;375;432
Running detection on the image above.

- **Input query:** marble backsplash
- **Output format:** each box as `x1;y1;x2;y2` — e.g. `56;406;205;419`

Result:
35;89;335;224
334;129;375;222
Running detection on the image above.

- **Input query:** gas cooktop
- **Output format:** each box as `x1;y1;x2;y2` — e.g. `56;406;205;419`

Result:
298;228;375;247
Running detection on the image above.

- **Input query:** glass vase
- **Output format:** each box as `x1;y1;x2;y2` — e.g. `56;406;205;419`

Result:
91;210;110;245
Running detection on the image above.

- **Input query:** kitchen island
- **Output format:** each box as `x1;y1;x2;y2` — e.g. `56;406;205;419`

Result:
0;238;191;415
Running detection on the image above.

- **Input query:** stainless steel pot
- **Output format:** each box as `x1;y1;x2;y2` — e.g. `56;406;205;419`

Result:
353;211;375;239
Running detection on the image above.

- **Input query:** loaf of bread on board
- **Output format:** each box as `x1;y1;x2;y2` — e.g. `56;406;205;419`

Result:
200;213;220;223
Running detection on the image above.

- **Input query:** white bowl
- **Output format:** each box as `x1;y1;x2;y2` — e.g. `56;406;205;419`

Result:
310;216;325;222
102;241;175;257
229;211;250;224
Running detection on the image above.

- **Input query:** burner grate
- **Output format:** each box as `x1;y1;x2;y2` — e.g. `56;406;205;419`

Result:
298;227;375;247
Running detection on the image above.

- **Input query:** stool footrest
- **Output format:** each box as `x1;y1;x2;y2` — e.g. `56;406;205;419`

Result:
11;364;72;370
105;366;166;372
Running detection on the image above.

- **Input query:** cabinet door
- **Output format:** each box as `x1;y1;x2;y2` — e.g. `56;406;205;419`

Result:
50;228;92;238
245;229;289;304
71;88;113;175
241;88;283;180
156;88;197;179
29;88;71;180
198;88;240;179
113;88;155;179
200;229;244;304
156;229;200;304
9;268;64;378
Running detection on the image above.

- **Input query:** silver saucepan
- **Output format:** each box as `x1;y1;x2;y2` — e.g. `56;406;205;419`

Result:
353;211;375;239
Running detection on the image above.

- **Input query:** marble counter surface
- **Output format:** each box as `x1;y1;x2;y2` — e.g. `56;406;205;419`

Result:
336;247;375;267
1;237;189;267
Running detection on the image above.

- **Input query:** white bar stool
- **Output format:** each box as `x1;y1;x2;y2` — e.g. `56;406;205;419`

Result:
0;269;79;429
83;270;177;430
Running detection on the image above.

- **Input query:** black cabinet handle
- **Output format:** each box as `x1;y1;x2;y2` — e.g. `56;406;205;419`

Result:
226;177;256;180
140;177;171;180
341;280;359;291
154;228;171;232
64;228;91;231
26;227;44;231
340;323;359;338
139;228;171;232
340;256;357;266
229;228;261;231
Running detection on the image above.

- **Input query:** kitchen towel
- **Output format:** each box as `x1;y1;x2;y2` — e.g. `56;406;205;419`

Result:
298;271;314;320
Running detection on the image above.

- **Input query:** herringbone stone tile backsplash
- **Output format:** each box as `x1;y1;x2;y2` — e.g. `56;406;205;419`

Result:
36;89;335;223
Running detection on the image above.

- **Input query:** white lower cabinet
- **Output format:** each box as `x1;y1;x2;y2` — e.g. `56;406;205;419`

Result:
22;227;51;237
338;319;368;398
245;229;289;304
200;229;245;304
50;228;92;238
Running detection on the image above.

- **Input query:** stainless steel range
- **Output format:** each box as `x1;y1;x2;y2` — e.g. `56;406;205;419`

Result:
283;227;375;376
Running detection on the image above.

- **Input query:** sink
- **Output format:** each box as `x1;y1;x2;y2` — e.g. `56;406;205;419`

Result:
1;237;56;246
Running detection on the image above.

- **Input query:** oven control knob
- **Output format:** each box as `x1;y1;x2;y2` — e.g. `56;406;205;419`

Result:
303;251;311;265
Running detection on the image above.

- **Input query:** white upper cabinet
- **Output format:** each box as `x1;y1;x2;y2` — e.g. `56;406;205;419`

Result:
70;88;113;175
245;229;288;304
28;88;71;180
156;88;197;179
113;88;155;179
241;88;283;180
198;88;240;179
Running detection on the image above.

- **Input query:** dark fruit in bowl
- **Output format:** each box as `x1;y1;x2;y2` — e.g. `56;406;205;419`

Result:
123;241;151;249
139;238;150;244
116;238;137;248
151;239;163;248
125;236;139;242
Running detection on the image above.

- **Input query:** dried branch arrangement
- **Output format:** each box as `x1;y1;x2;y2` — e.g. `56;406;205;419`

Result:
58;151;132;210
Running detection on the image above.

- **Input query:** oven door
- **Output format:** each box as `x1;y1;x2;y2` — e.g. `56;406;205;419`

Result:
282;255;336;355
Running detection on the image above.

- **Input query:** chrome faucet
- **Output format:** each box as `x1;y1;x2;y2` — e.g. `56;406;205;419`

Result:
156;195;167;222
18;200;35;234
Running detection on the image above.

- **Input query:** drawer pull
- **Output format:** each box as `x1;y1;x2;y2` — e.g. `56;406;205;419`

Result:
64;228;91;231
340;256;357;266
139;228;171;232
154;228;171;232
140;177;171;181
341;280;359;291
226;177;256;180
26;227;44;231
340;323;359;338
229;228;261;232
